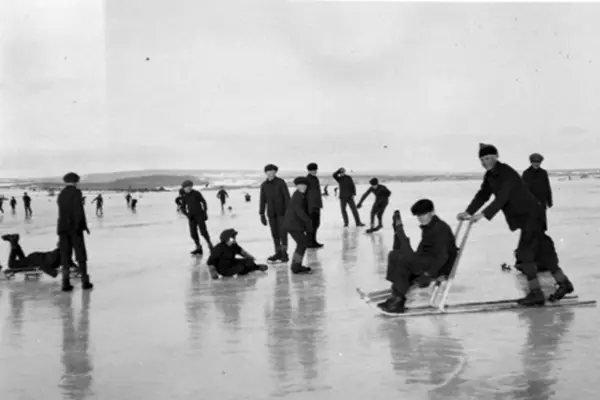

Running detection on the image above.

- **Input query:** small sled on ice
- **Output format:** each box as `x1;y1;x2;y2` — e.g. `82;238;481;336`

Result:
3;265;82;281
357;220;597;318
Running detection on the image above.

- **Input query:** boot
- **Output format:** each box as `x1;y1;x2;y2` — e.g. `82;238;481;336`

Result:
356;222;365;227
548;280;574;302
517;289;546;306
256;264;268;272
381;293;406;314
267;250;282;263
191;246;203;255
62;281;74;292
291;262;312;274
79;262;93;290
280;252;289;263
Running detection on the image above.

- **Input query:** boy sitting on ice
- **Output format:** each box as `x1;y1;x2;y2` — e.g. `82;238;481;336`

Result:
378;199;458;314
207;229;268;279
2;233;77;277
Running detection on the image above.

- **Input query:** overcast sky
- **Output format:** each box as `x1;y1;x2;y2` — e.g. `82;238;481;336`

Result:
2;0;600;178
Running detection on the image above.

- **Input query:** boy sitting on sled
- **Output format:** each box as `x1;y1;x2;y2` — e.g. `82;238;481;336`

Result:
378;199;458;314
206;229;268;279
2;234;77;277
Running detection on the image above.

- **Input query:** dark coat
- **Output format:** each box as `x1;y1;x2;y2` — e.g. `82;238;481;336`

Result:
57;186;89;235
358;184;391;206
466;161;542;231
414;215;458;277
305;174;323;210
332;171;357;199
522;167;553;208
207;242;244;274
23;195;31;206
182;189;208;219
259;177;290;218
283;190;313;232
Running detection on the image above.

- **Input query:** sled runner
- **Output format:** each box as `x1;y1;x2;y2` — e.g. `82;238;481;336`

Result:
3;265;82;281
365;226;382;234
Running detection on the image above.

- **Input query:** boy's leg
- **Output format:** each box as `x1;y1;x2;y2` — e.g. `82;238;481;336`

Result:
340;198;349;226
278;217;288;259
59;234;74;290
289;230;310;273
268;216;281;257
348;197;363;225
515;219;546;305
188;218;201;250
198;220;213;250
73;232;91;287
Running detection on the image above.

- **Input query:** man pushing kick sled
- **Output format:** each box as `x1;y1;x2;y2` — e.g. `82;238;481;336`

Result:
358;144;596;317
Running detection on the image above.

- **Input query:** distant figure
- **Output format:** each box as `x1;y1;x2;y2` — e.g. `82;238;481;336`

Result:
130;198;138;213
227;206;233;213
175;189;184;213
10;197;16;213
244;193;251;202
333;167;364;227
322;185;329;197
216;187;229;210
0;197;4;214
334;187;338;197
23;192;32;218
522;153;553;231
125;193;132;208
357;178;391;232
91;194;104;217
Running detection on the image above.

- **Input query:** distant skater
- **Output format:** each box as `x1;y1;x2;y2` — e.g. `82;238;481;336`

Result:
282;177;313;274
305;163;324;248
0;197;4;213
357;178;391;233
57;172;93;292
259;164;290;263
91;194;104;217
334;187;338;197
522;153;553;231
217;187;229;211
125;193;132;208
322;185;329;197
130;198;138;213
23;192;32;218
10;197;16;213
333;167;364;227
181;180;213;255
244;193;251;202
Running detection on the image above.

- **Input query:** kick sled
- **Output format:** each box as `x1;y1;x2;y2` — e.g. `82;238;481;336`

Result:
3;265;82;281
357;220;597;318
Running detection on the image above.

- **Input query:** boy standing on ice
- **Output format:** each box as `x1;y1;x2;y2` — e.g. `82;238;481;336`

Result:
216;187;229;211
457;143;573;306
305;163;324;248
357;178;391;233
332;167;364;227
282;177;313;274
181;180;214;255
259;164;291;263
207;229;268;278
522;152;553;231
57;172;93;292
378;200;457;314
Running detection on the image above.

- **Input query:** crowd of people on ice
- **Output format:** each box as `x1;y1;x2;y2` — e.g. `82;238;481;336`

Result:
1;143;574;314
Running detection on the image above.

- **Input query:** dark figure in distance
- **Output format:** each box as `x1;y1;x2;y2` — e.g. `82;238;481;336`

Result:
282;177;313;274
181;180;213;255
332;167;364;227
0;196;4;213
91;194;104;217
130;198;138;212
322;185;329;197
259;164;291;263
10;196;16;213
244;192;251;202
207;229;268;278
23;192;32;218
379;200;458;314
334;187;338;197
522;153;553;231
125;193;132;208
305;162;324;248
457;143;573;306
57;172;93;292
217;187;229;210
357;178;391;232
1;233;77;277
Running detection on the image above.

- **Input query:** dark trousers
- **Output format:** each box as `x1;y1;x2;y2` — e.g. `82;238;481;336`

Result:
309;210;321;244
268;215;288;253
516;215;562;281
216;258;261;277
540;206;548;232
370;201;388;227
59;232;89;284
288;230;309;267
8;244;27;269
188;215;213;250
340;197;361;226
24;205;32;217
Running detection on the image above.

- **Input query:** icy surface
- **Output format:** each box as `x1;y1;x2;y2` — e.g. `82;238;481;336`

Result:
1;179;599;399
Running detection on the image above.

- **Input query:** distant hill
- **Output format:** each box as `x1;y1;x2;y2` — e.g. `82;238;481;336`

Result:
10;175;207;191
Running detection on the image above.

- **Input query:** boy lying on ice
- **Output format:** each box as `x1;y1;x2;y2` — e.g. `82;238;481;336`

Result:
206;229;268;279
378;199;458;314
2;234;77;277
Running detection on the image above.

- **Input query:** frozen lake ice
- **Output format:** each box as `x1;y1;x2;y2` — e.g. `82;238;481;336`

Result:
0;178;599;399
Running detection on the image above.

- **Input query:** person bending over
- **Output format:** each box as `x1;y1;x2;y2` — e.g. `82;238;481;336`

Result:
357;178;391;232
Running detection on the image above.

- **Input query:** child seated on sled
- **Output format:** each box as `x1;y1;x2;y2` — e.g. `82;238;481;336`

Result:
378;199;458;314
206;229;268;279
2;234;77;277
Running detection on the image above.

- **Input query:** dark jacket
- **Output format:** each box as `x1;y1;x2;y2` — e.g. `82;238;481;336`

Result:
415;215;458;277
522;167;553;208
217;189;228;200
207;242;244;274
305;174;323;210
466;161;542;231
358;184;391;206
332;171;356;198
283;191;313;232
259;177;290;218
23;195;31;206
57;186;89;235
182;189;208;219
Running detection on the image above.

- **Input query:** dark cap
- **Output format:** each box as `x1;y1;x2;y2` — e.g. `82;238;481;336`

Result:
219;228;238;243
294;177;309;186
306;162;318;171
529;153;544;163
369;178;379;185
478;143;498;158
264;164;278;172
63;172;80;184
411;199;435;216
181;180;194;188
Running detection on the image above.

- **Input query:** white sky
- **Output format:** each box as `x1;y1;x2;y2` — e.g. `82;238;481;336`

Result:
2;0;600;178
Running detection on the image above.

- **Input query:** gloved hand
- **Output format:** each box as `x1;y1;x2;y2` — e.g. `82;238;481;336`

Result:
357;203;362;209
85;228;91;235
417;273;432;288
456;211;471;221
548;202;553;209
260;214;267;226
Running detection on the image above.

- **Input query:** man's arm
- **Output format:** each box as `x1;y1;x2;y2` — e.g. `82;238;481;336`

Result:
481;172;518;220
332;170;342;182
259;185;267;216
357;187;373;206
545;171;553;207
465;179;493;215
